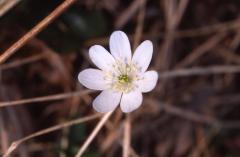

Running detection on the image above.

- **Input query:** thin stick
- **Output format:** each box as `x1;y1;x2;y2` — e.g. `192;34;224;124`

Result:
159;65;240;79
123;115;131;157
0;0;76;64
0;54;45;71
176;19;240;38
0;90;94;108
115;0;143;28
2;113;102;157
133;0;146;49
175;33;226;68
84;19;240;47
0;0;20;17
75;111;114;157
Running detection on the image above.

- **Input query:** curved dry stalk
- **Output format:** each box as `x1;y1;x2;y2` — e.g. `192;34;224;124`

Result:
0;0;76;64
75;111;114;157
123;115;131;157
2;113;102;157
0;90;94;108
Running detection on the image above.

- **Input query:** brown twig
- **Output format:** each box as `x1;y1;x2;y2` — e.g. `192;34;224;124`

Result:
0;90;94;108
189;126;220;157
84;19;240;47
176;19;240;38
133;0;146;50
159;65;240;79
156;0;189;70
2;113;102;157
0;113;9;154
115;0;144;28
0;54;45;71
175;33;226;68
75;111;114;157
0;0;20;17
215;47;240;64
0;0;76;64
149;99;240;129
153;100;217;125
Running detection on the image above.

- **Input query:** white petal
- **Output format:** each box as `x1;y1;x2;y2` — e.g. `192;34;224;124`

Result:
93;90;122;113
132;40;153;72
89;45;116;71
109;31;132;61
120;90;143;113
78;69;107;90
137;71;158;93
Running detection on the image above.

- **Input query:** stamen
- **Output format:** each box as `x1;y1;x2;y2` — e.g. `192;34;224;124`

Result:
105;60;141;93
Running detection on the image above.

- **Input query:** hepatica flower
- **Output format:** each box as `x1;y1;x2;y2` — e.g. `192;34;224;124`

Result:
78;31;158;113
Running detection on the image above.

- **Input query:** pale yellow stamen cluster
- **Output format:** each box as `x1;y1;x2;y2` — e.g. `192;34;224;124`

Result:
104;59;142;93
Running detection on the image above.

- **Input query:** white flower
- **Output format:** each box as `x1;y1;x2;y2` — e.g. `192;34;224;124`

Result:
78;31;158;113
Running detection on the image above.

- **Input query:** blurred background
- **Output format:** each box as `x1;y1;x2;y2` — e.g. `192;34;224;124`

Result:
0;0;240;157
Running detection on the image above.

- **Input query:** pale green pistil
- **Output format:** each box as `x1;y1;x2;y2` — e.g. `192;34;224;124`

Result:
118;74;131;84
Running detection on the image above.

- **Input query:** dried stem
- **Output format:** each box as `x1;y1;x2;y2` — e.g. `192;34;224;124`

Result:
175;33;226;68
2;113;102;157
0;90;94;108
1;65;240;108
133;0;146;49
0;54;45;71
176;19;240;38
159;65;240;79
75;111;114;157
0;0;76;64
149;99;240;129
123;115;131;157
115;0;144;28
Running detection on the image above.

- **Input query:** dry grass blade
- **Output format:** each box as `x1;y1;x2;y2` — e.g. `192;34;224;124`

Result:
133;0;146;49
146;99;217;125
0;0;76;64
75;111;114;157
159;65;240;79
175;19;240;38
84;19;240;47
0;54;45;71
2;113;102;157
176;33;226;68
115;0;144;28
157;0;189;70
0;90;94;108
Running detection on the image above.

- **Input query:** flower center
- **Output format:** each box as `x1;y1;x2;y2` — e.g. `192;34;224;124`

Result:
118;74;131;84
104;60;142;93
